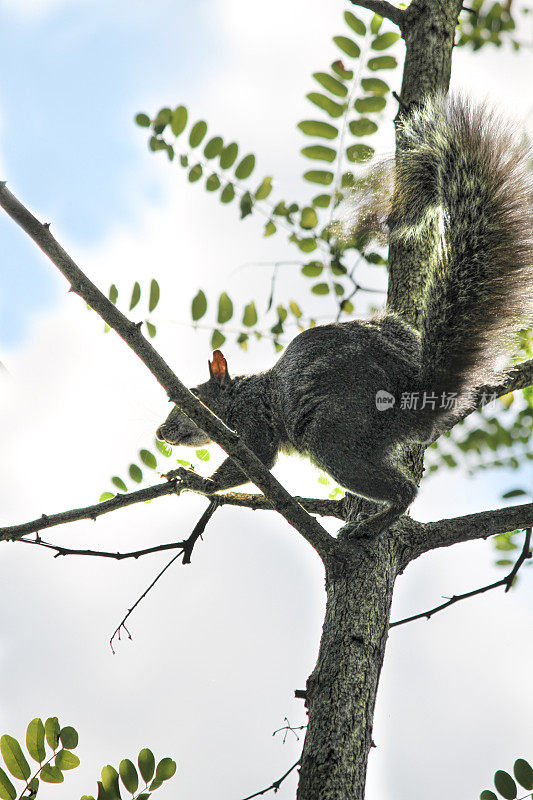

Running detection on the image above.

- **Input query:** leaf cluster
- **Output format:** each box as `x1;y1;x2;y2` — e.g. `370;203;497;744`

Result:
480;757;533;800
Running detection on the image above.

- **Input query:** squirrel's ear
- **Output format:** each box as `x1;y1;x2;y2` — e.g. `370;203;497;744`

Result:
208;350;231;384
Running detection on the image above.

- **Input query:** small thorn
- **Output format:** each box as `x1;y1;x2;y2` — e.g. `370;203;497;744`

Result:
43;221;51;229
134;321;143;329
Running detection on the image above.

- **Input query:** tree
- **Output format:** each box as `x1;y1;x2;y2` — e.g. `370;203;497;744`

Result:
0;1;532;799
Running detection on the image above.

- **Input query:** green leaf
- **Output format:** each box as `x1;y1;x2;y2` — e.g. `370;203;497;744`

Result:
145;321;156;338
289;300;302;318
140;449;157;469
333;35;361;58
0;735;30;781
312;282;330;295
59;727;78;750
479;792;498;800
170;106;187;137
220;142;239;169
155;757;177;782
494;770;517;799
502;488;527;498
55;749;80;770
44;718;60;751
300;207;318;229
346;144;374;162
301;145;336;162
109;284;118;304
149;136;167;152
155;439;172;457
129;282;141;310
306;93;345;118
220;183;235;203
312;194;331;208
149;279;160;313
189;121;207;147
40;765;63;783
361;77;389;94
368;55;397;70
298;120;338;139
344;10;366;35
138;750;155;784
354;96;386;112
26;719;46;763
349;118;378;136
179;154;188;167
152;107;171;132
101;766;121;798
191;290;207;321
331;60;353;80
254;176;273;200
195;448;210;462
514;759;533;790
242;302;258;327
302;261;323;277
240;191;253;218
235;154;255;179
188;164;203;182
372;32;400;49
99;492;115;502
0;767;15;800
111;477;127;492
204;136;223;159
135;113;150;128
205;173;221;191
303;170;333;185
211;329;226;349
119;760;138;795
370;13;383;33
313;72;347;97
217;292;233;324
264;220;276;237
129;464;143;483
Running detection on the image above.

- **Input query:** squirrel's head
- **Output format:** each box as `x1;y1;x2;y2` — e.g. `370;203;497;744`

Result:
156;350;233;447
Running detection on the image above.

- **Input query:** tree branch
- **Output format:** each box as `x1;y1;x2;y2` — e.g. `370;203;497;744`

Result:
405;502;533;560
391;528;532;628
0;482;344;545
109;500;218;653
349;0;404;27
0;183;335;561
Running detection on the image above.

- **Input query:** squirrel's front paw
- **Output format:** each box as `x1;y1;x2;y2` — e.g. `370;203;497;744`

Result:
163;467;214;494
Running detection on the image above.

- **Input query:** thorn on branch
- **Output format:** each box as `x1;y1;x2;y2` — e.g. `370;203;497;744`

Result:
42;222;51;229
294;689;307;700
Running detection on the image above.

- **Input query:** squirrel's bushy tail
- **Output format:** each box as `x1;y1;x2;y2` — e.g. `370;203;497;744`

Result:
395;94;533;412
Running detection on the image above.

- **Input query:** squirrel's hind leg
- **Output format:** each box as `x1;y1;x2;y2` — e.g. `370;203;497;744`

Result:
315;445;416;537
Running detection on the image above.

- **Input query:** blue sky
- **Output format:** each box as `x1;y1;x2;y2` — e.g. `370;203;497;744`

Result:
0;1;215;345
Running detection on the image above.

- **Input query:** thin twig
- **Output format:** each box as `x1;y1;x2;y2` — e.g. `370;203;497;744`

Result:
239;759;301;800
391;528;532;628
0;183;334;560
109;500;220;653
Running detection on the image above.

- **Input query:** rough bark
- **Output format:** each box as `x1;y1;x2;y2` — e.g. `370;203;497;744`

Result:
297;534;403;800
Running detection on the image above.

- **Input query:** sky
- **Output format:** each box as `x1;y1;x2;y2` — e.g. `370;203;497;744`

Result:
0;2;532;800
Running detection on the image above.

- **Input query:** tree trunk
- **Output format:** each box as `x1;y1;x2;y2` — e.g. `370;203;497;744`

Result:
297;535;403;800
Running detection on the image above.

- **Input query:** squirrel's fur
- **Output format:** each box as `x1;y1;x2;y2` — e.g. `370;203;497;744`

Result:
157;95;533;536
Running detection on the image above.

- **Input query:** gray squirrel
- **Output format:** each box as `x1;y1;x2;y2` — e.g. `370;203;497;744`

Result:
157;94;533;536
